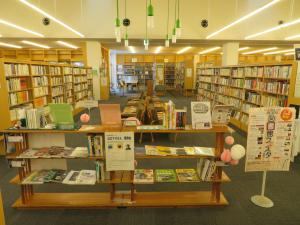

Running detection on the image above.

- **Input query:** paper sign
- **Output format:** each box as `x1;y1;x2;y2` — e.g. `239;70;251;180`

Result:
295;48;300;61
105;132;134;171
245;107;295;172
212;105;233;125
191;102;212;129
83;100;98;108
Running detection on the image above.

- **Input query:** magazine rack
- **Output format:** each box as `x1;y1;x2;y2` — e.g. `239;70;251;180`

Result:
3;125;230;208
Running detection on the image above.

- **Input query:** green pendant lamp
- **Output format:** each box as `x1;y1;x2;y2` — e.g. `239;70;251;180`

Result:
176;0;181;37
172;0;177;43
147;0;154;28
115;0;121;42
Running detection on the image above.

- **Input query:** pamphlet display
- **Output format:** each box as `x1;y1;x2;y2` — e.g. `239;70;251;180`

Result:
245;107;295;172
191;101;212;129
212;105;233;125
105;132;134;171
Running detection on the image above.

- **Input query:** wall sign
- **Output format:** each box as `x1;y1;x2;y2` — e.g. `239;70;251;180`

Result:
295;48;300;61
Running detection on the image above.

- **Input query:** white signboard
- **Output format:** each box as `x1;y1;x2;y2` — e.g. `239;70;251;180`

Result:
105;132;134;171
245;107;296;172
191;102;212;129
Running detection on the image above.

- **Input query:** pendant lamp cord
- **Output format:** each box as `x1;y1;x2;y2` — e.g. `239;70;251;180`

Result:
146;0;148;40
175;0;177;23
167;0;169;36
116;0;119;18
177;0;180;19
125;0;127;35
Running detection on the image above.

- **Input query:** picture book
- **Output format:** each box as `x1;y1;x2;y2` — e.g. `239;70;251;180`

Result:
133;169;154;184
62;170;80;185
194;147;215;157
70;147;88;158
50;170;68;183
145;145;176;156
155;169;177;182
76;170;96;185
191;101;212;129
176;169;200;182
184;147;195;155
88;135;103;156
22;170;56;184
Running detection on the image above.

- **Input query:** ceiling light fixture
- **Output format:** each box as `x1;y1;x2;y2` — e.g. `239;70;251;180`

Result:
129;46;135;54
22;40;50;49
199;46;221;54
285;34;300;40
264;49;294;55
242;47;278;55
245;18;300;39
0;42;22;49
144;39;149;50
0;19;44;37
147;0;154;28
56;41;78;49
177;46;191;54
284;52;295;56
238;47;250;51
19;0;84;37
206;0;281;39
155;46;162;54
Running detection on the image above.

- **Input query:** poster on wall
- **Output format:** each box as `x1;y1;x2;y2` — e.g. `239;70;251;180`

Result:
105;132;134;171
191;102;212;129
245;107;296;172
295;48;300;61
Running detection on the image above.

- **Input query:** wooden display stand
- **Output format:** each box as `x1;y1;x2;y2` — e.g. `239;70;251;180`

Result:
4;125;230;208
0;190;5;225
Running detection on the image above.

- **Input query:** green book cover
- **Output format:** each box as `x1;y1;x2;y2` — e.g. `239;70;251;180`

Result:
155;169;177;182
49;103;74;128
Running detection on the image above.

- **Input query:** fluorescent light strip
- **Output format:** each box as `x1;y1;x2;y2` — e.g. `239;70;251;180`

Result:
19;0;84;37
0;19;44;37
0;34;2;37
129;46;135;53
242;47;277;55
155;46;162;54
246;18;300;39
0;42;22;48
238;47;250;51
285;52;295;56
285;34;300;40
22;40;50;49
264;49;294;55
199;46;221;54
206;0;281;39
177;46;192;54
57;41;78;49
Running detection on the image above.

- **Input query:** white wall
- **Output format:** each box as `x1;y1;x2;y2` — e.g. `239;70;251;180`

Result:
86;41;102;100
110;52;117;90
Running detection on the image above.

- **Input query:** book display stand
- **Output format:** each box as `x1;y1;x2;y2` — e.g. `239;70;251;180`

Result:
4;125;230;208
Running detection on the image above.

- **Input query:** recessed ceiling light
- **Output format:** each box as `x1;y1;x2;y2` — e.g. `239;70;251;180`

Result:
19;0;84;37
220;52;223;55
0;19;44;37
22;40;50;49
199;47;221;54
264;49;294;55
177;46;192;54
56;41;78;49
242;47;278;55
206;0;281;39
238;47;250;51
285;34;300;40
245;18;300;39
129;46;135;54
284;52;295;56
155;46;162;54
0;42;22;48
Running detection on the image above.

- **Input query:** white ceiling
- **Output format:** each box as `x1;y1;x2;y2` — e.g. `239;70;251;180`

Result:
0;0;300;41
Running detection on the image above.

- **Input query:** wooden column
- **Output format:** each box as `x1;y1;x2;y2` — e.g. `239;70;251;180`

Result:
0;189;5;225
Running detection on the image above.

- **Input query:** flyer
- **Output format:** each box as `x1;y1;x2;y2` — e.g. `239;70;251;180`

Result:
245;107;295;172
191;101;212;129
212;105;233;125
105;132;134;171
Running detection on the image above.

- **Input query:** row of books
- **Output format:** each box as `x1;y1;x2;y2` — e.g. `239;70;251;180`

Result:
74;75;87;83
24;108;47;129
218;77;230;86
33;87;48;97
49;66;61;75
240;114;249;125
197;68;214;75
261;95;287;107
33;96;48;107
145;145;215;156
6;78;28;91
245;92;261;105
64;75;73;83
262;82;289;95
52;96;64;103
244;79;262;90
75;91;88;100
232;68;244;78
74;83;88;92
244;66;264;77
65;89;73;98
52;86;64;97
31;65;47;75
63;67;73;74
32;76;48;87
65;83;73;90
9;91;30;106
264;66;291;79
73;68;87;74
87;69;92;79
22;169;97;185
4;63;29;76
50;77;63;86
163;101;187;129
230;78;244;88
216;95;242;109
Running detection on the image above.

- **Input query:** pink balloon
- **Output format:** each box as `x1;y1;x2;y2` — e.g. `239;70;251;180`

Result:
221;149;231;163
225;136;235;145
230;159;239;165
80;113;90;123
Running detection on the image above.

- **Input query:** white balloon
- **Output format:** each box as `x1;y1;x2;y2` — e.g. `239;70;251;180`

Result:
231;144;246;160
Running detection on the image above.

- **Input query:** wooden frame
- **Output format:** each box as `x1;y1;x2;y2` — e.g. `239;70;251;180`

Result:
4;125;229;208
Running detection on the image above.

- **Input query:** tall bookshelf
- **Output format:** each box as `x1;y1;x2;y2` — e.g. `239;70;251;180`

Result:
0;59;93;125
196;63;296;132
164;62;176;89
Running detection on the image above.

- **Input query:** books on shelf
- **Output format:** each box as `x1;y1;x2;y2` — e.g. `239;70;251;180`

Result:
88;135;103;156
155;169;177;182
176;169;200;182
51;86;64;97
9;91;29;106
63;67;73;74
32;76;48;87
31;65;47;75
95;161;110;182
6;77;28;91
134;169;154;184
200;159;217;181
4;63;29;76
18;146;74;158
33;96;48;107
70;147;89;158
261;95;287;107
263;81;289;95
265;65;291;79
51;77;63;86
9;103;33;121
49;66;61;75
22;170;57;184
76;170;96;185
64;75;73;83
33;87;48;97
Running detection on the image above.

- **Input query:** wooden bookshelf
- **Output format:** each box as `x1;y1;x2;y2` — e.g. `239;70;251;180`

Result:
3;125;230;208
196;62;297;132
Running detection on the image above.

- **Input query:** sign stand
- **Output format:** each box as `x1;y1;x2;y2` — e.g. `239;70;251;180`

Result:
251;170;274;208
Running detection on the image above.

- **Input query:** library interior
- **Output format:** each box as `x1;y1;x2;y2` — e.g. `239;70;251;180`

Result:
1;0;300;225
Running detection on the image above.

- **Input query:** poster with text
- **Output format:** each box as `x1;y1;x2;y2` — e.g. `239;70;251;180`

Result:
245;107;295;172
105;132;134;171
191;101;212;129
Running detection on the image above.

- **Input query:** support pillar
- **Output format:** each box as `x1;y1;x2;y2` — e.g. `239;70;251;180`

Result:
222;43;239;66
